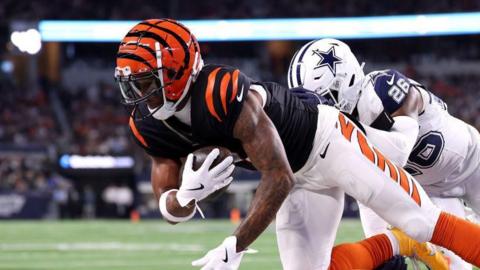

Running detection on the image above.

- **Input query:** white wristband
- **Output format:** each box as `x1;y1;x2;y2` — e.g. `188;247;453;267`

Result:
159;189;196;223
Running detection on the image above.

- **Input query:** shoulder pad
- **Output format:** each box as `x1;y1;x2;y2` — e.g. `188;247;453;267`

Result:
192;64;252;136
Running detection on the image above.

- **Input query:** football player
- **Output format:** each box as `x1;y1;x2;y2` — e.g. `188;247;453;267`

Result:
288;38;479;269
115;19;480;270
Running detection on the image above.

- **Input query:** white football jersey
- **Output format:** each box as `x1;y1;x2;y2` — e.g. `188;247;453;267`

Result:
361;69;480;196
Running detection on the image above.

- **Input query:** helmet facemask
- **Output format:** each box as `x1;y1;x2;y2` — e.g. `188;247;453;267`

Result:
336;64;365;114
317;62;365;115
115;42;202;121
315;78;340;108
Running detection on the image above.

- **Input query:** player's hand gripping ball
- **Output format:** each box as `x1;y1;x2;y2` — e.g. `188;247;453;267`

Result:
177;146;235;206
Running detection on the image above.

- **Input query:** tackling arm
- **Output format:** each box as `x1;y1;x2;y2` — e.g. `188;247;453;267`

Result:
232;90;295;252
363;85;423;166
363;116;419;166
391;85;423;119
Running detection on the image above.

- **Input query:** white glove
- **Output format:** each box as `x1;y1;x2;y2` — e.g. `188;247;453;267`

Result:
176;148;234;207
192;236;253;270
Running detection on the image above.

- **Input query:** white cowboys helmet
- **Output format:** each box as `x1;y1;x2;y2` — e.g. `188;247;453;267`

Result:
287;38;365;114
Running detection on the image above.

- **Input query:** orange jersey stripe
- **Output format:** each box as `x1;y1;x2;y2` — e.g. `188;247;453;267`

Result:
220;72;231;114
398;168;410;194
373;148;386;171
376;147;420;205
230;70;239;103
205;67;222;122
372;145;421;205
129;117;148;148
357;131;375;163
385;159;399;182
410;179;422;205
338;114;355;141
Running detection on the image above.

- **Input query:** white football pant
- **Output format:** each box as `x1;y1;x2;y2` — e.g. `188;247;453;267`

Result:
276;105;441;270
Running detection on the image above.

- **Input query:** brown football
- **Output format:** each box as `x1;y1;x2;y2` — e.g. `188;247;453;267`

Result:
164;189;195;224
179;146;234;202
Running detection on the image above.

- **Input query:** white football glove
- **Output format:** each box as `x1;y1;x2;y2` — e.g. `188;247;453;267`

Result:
192;236;256;270
176;148;234;207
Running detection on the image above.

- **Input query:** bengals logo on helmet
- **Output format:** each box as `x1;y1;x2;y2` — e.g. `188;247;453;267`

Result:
116;19;202;103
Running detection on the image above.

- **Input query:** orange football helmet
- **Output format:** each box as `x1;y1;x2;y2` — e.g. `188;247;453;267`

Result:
115;18;203;120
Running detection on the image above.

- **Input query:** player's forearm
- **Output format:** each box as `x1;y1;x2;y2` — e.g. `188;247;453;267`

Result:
390;116;419;152
152;179;178;201
234;171;293;252
363;117;418;166
150;162;180;200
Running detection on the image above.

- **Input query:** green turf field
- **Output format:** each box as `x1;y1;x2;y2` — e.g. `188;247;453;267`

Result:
0;219;471;270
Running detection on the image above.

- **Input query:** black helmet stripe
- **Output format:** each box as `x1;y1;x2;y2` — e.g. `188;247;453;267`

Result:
119;41;158;60
138;21;190;79
295;40;316;86
125;31;173;57
153;19;199;53
163;19;199;53
164;19;192;36
138;44;158;59
116;53;154;70
140;20;190;62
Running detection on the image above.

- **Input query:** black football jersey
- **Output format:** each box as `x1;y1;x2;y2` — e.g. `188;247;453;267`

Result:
129;64;318;172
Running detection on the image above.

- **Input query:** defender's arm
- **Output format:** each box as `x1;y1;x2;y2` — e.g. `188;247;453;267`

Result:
365;86;423;165
363;119;418;166
391;85;424;119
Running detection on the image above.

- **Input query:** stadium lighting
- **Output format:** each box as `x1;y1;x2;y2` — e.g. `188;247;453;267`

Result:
10;29;42;54
59;155;135;169
38;12;480;42
1;61;14;73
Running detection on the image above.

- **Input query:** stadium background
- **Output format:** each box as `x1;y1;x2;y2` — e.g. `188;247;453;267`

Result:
1;1;479;269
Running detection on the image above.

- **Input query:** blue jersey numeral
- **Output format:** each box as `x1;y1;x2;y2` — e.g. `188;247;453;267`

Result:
406;131;445;175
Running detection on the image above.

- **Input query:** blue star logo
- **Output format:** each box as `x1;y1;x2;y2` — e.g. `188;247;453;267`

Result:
312;47;342;76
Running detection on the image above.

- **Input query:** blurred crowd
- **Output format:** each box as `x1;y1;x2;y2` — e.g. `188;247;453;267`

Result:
0;156;51;192
0;74;59;146
1;0;479;21
426;74;480;128
58;82;131;155
0;155;78;217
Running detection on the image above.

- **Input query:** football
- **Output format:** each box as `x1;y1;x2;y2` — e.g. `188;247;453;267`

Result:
163;189;196;224
180;146;234;202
